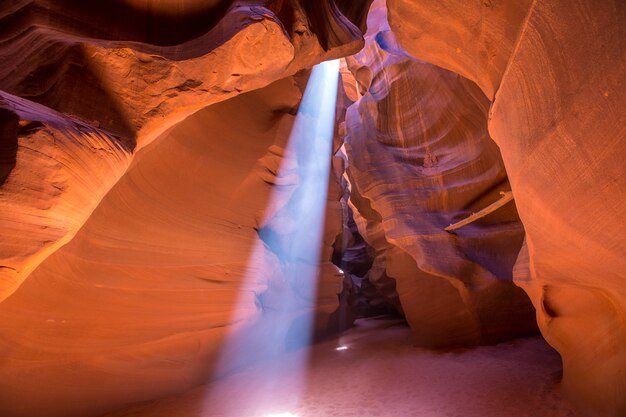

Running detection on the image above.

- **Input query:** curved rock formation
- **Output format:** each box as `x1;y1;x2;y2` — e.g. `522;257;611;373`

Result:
387;0;533;100
0;0;368;301
0;1;623;416
0;2;375;414
0;93;131;299
0;74;346;417
388;0;626;415
343;0;536;348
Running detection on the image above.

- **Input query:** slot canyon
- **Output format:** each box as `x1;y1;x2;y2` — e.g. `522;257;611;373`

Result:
0;1;624;416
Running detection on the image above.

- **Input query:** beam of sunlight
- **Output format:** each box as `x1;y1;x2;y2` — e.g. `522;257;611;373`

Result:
203;59;340;416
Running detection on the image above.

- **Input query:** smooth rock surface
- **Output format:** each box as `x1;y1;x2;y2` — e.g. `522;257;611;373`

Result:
343;0;537;348
0;0;369;301
388;0;626;415
0;93;131;300
0;1;623;416
0;76;344;417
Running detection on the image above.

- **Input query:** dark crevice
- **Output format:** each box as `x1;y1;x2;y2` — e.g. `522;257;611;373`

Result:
298;0;363;51
0;108;19;185
334;0;375;33
0;1;235;46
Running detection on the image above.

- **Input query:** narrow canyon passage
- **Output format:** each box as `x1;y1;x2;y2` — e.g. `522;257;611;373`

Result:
0;1;623;417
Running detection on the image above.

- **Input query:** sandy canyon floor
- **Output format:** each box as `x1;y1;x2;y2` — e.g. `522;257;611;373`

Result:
107;318;580;417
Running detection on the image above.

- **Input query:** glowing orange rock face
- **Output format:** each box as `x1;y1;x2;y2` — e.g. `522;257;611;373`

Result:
0;75;349;417
0;93;132;301
387;0;534;100
0;2;368;416
0;0;368;302
0;1;623;417
389;0;626;415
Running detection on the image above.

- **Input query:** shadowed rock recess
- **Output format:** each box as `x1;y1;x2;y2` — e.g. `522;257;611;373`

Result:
0;1;623;417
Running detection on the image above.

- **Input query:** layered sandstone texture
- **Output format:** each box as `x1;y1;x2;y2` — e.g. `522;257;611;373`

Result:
0;0;371;301
388;0;626;415
343;0;537;348
0;74;349;417
0;1;623;417
0;2;373;417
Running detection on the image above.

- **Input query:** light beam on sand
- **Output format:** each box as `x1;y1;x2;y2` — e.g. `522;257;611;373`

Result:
203;59;340;416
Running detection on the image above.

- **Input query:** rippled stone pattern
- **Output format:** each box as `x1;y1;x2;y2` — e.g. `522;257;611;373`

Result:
343;0;536;348
0;75;347;417
0;93;132;300
0;0;369;301
388;0;626;415
0;2;372;416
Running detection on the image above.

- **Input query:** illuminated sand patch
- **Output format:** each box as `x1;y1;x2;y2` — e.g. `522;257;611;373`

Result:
107;318;580;417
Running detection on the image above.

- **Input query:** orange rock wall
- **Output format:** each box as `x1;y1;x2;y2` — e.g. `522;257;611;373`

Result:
0;75;346;417
388;0;626;415
343;0;537;348
0;0;367;301
0;1;624;416
0;2;370;416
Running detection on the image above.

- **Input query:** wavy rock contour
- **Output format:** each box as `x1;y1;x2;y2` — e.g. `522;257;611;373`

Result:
388;0;626;415
343;0;537;348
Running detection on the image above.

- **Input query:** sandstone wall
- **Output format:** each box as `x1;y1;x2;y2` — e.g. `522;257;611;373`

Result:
0;75;348;417
0;0;369;301
388;0;626;415
0;2;373;416
343;0;537;348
